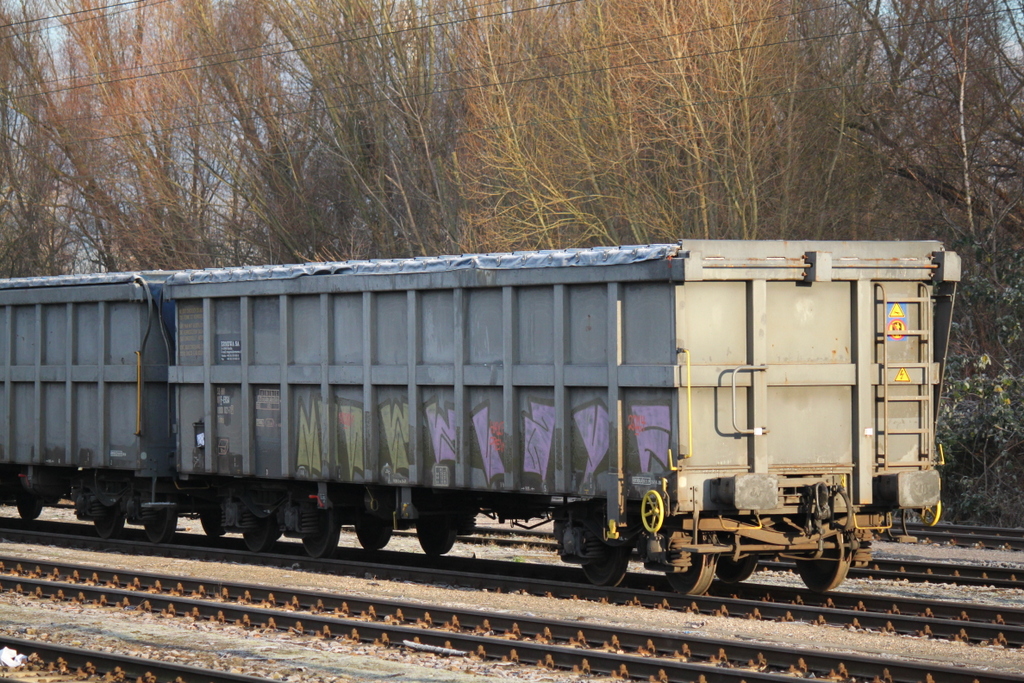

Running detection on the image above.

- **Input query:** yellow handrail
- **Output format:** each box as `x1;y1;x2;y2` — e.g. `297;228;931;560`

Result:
853;512;893;532
682;349;693;460
134;351;142;436
719;514;763;532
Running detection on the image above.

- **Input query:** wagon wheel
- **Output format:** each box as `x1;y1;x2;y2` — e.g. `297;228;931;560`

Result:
243;516;281;553
456;513;477;536
93;506;126;540
355;513;393;551
302;508;341;559
416;515;458;556
582;544;631;587
666;553;718;595
143;508;178;544
795;535;852;593
16;495;43;521
715;554;759;584
199;509;225;538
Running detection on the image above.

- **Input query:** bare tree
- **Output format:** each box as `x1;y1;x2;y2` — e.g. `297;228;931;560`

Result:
0;0;75;275
261;0;468;260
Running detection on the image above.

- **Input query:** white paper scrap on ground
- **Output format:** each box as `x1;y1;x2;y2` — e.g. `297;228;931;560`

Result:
0;647;28;667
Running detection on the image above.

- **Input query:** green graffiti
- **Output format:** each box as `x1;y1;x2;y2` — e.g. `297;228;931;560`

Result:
296;395;322;478
337;400;364;479
380;399;410;473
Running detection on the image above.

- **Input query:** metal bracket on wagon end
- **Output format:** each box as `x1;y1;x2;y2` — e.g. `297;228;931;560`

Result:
683;251;703;281
931;251;962;283
398;487;419;520
803;251;833;282
875;469;941;508
715;473;779;511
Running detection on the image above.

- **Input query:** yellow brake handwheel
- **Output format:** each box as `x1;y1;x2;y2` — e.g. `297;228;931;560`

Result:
922;500;942;527
641;489;665;533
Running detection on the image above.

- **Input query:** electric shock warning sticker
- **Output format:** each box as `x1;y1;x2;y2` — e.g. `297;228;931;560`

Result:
887;302;908;341
894;367;912;383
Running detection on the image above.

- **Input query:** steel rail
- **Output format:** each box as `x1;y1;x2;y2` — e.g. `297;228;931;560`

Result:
765;558;1024;588
895;523;1024;551
0;635;269;683
0;556;1020;683
709;577;1022;630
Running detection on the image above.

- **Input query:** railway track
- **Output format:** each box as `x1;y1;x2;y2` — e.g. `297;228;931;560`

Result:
0;553;1020;683
0;635;269;683
1;521;1023;651
894;522;1024;551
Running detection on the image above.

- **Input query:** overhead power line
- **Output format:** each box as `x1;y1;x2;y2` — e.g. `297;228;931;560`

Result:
0;0;174;41
17;0;582;96
49;3;1012;152
45;0;850;128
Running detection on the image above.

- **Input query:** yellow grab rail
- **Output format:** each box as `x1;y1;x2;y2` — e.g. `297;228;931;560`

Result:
134;351;142;436
682;349;693;460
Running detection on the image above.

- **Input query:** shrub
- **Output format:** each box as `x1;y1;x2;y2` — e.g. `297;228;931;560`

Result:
937;247;1024;526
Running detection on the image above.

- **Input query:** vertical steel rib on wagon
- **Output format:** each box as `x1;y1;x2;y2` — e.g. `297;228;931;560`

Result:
162;240;959;593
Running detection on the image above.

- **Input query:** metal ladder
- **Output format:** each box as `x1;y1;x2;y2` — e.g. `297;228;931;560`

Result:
877;283;934;466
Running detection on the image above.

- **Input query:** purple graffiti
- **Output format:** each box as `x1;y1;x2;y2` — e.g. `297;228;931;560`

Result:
425;400;457;463
523;401;555;478
629;405;671;471
573;402;609;478
472;404;505;482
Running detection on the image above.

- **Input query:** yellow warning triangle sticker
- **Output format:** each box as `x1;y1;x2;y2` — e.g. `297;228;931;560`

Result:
894;367;911;383
889;302;906;318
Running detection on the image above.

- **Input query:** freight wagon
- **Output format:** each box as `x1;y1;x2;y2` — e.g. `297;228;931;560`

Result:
0;273;176;539
0;241;959;594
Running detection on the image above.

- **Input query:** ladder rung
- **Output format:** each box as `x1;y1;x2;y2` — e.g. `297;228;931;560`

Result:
884;396;931;402
880;330;930;338
885;429;929;435
884;297;932;304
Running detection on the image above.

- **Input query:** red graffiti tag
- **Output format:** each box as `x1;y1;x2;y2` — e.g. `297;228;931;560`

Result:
489;422;505;454
627;413;647;435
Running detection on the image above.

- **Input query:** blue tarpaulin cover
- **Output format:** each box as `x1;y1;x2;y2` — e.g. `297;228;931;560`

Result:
163;244;680;285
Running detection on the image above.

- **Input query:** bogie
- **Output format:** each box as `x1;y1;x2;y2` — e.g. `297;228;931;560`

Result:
243;517;282;553
355;513;393;551
715;554;759;584
416;515;458;556
142;508;178;544
666;553;718;595
301;508;342;559
16;495;43;521
93;507;126;540
581;544;631;587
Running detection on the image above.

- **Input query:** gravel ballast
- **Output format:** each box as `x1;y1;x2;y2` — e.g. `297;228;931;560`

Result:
2;512;1024;681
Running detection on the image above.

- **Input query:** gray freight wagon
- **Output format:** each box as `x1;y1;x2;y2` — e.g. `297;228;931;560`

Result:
164;240;958;592
0;273;176;541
